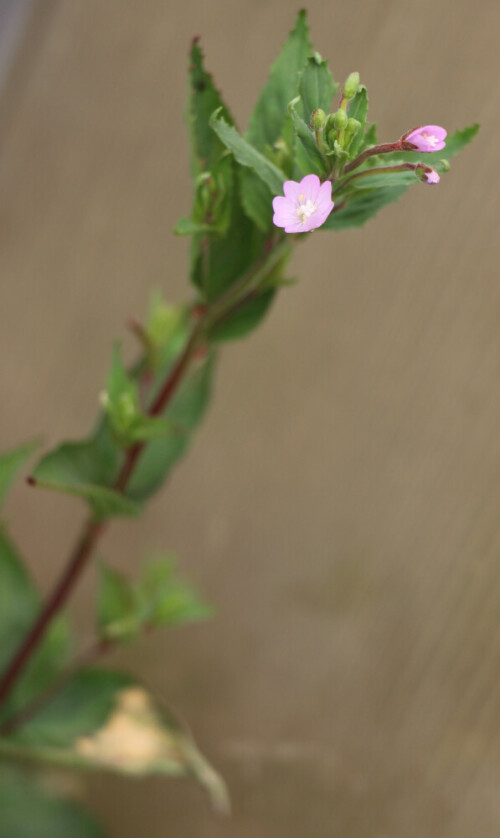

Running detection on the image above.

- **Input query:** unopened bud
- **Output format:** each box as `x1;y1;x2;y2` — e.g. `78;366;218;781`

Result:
310;108;326;131
342;72;360;100
346;118;361;136
439;159;451;172
333;109;348;131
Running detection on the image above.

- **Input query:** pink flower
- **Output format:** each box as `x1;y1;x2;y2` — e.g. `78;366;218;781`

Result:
423;168;440;184
272;174;334;234
403;125;447;152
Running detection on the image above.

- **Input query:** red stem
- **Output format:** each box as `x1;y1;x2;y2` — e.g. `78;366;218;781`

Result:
0;326;202;714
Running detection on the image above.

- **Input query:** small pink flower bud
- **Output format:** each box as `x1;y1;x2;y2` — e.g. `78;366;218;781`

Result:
402;125;447;152
416;164;440;184
272;174;334;234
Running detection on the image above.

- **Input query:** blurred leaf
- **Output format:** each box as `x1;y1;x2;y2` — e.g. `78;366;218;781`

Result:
30;441;140;520
238;168;274;232
210;288;277;342
0;766;104;838
322;184;409;231
4;671;228;812
0;528;70;723
126;351;215;502
98;565;140;641
337;168;419;193
0;440;39;510
359;121;377;152
288;96;328;177
137;556;212;627
347;85;368;157
299;54;338;124
246;10;312;151
210;110;286;195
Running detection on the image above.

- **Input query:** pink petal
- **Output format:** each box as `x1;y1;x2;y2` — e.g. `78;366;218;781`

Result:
283;181;303;200
299;174;321;202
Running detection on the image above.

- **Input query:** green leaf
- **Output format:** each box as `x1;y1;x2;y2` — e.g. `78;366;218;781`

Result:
299;54;338;124
137;556;212;627
30;441;140;520
337;168;419;193
359;121;378;152
126;351;215;501
174;217;212;236
0;441;39;510
187;38;234;175
0;528;70;723
210;110;286;195
347;85;368;157
4;669;229;811
210;288;277;342
238;168;274;232
288;97;328;176
98;564;140;641
322;184;409;231
246;10;312;151
0;766;104;838
383;123;480;167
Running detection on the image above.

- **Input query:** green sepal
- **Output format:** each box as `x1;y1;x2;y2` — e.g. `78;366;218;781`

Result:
299;54;338;125
0;440;39;510
246;10;312;152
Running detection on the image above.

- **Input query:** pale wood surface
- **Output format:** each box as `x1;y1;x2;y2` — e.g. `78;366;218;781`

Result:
0;1;499;836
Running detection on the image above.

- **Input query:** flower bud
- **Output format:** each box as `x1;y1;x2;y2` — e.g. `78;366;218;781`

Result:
439;159;451;172
416;164;440;184
333;109;348;131
310;108;326;131
342;72;360;100
346;117;361;136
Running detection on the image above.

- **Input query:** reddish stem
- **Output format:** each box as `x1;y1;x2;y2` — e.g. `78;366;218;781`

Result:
0;326;202;714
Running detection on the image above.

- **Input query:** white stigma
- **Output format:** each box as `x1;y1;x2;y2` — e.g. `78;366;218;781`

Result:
296;195;317;223
421;131;438;147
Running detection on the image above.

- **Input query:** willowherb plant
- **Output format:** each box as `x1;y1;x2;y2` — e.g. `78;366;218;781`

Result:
0;10;477;835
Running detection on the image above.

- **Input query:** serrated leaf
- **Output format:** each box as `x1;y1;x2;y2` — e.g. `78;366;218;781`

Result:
246;10;312;151
210;110;286;195
322;184;409;231
347;86;368;157
288;96;328;176
187;39;234;175
4;671;228;812
0;766;104;838
0;440;39;510
0;528;70;723
299;54;338;124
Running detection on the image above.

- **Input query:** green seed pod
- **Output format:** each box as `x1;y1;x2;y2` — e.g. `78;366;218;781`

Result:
342;71;360;100
310;108;327;131
333;109;348;131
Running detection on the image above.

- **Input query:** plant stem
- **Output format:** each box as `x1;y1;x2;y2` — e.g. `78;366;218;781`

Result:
332;162;417;196
343;141;402;174
0;240;285;718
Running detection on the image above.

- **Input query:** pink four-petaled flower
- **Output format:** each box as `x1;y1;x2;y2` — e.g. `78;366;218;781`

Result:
272;174;334;234
404;125;447;152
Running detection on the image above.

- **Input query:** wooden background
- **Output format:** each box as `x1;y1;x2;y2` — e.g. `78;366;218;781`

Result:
0;1;498;835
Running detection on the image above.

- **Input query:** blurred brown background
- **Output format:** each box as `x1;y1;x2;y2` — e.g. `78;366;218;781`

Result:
0;1;499;836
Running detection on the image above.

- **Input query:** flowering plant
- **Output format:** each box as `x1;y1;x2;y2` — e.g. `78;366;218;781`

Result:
0;10;477;835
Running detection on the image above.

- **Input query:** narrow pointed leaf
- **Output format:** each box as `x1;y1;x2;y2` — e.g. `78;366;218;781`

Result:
347;86;368;156
210;111;286;195
299;54;338;124
246;10;312;151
